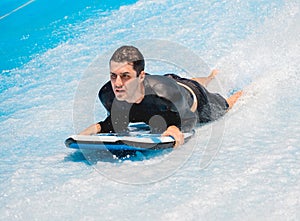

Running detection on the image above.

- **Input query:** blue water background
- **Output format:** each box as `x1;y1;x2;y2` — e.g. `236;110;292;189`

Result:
1;0;299;220
0;0;137;71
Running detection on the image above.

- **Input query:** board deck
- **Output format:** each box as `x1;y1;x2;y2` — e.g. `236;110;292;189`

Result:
65;131;195;152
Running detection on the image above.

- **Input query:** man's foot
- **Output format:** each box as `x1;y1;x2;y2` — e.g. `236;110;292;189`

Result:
208;69;219;80
226;90;243;109
191;69;219;87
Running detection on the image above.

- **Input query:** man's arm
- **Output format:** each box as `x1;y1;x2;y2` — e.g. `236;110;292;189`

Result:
79;81;115;136
146;76;197;147
149;76;197;132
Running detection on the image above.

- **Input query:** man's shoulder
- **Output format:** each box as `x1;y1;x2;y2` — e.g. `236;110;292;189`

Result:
145;74;181;98
100;81;112;91
145;74;177;87
98;81;114;107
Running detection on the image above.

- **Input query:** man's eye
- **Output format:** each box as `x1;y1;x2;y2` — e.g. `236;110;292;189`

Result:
121;74;131;79
110;74;117;79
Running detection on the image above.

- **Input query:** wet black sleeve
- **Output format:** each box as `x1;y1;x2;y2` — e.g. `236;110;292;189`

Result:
97;82;115;133
146;76;197;132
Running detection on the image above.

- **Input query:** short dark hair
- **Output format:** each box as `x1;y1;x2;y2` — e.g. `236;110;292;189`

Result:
110;46;145;76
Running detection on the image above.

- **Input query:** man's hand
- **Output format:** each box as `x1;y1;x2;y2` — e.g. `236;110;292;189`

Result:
79;123;101;135
162;125;184;148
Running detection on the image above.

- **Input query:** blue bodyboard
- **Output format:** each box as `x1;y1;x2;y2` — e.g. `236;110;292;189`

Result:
65;123;194;152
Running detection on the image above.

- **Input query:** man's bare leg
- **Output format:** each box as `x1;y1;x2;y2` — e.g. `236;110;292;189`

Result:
191;69;219;87
226;90;243;109
191;69;243;109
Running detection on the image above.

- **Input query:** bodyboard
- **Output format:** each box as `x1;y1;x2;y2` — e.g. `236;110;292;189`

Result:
65;131;194;152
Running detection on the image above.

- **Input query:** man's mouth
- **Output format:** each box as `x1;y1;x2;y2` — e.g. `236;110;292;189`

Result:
115;89;125;93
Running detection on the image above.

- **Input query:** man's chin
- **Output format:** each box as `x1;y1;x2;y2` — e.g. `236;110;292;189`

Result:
115;94;126;101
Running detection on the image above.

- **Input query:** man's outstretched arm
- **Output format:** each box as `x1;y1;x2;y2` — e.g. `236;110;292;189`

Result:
79;123;101;135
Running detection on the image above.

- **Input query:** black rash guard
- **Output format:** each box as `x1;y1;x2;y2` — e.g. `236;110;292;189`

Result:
98;75;197;133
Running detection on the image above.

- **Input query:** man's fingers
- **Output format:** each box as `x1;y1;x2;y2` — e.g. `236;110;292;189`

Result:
162;126;184;148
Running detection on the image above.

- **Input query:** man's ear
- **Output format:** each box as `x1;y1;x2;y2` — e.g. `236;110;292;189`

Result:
139;71;145;81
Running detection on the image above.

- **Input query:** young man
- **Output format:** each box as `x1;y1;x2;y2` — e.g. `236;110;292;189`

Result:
79;46;242;147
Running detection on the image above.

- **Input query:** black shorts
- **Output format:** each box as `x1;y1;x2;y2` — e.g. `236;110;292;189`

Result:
164;74;229;123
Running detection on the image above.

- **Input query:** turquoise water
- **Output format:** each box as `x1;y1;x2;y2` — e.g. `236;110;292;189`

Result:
0;0;137;71
1;0;299;220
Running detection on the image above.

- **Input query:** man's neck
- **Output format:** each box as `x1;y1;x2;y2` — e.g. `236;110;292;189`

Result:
134;83;145;104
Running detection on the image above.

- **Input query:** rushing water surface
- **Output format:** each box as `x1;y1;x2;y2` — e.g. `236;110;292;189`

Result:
0;0;299;220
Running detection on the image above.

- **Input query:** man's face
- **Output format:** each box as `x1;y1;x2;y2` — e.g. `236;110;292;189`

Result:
110;61;144;103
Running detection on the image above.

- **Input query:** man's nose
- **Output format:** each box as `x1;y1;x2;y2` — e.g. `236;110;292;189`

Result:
115;75;123;87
